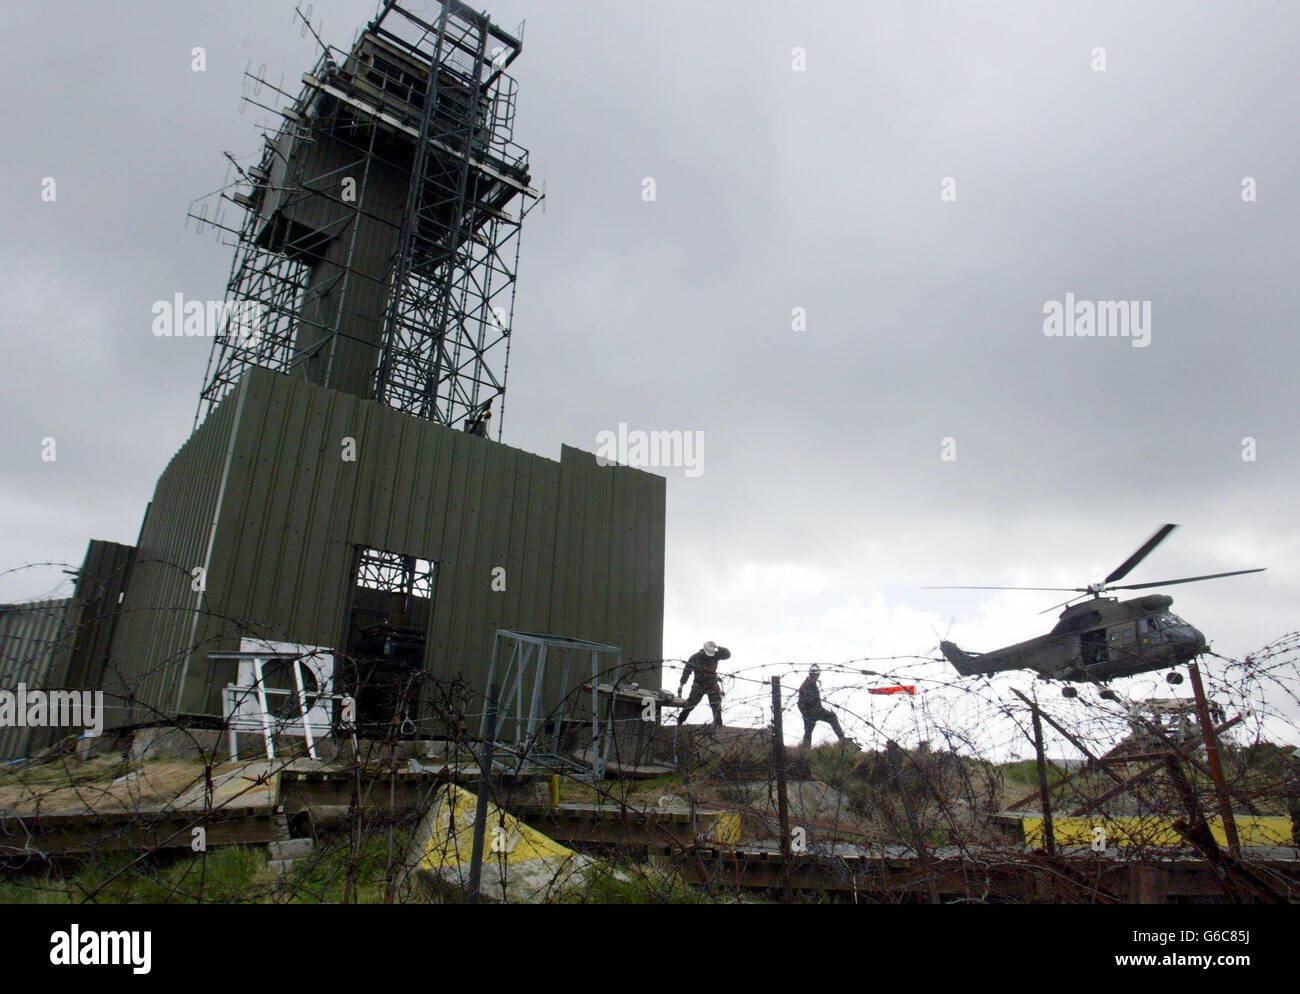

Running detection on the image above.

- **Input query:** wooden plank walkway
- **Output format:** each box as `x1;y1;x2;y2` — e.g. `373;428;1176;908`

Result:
0;761;282;853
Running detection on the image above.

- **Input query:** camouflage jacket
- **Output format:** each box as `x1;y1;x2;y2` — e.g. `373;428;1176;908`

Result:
798;675;822;711
682;646;731;686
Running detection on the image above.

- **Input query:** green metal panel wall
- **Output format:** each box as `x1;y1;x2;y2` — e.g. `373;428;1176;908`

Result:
113;367;665;727
106;385;243;727
0;599;85;760
65;539;135;695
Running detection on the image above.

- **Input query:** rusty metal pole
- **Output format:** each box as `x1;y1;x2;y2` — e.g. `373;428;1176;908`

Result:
1030;703;1056;855
770;677;793;902
1186;661;1240;857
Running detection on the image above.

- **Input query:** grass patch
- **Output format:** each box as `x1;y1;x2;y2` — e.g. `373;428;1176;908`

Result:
0;831;424;905
566;863;713;904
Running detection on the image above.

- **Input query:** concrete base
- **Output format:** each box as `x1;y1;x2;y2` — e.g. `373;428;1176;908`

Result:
268;838;315;861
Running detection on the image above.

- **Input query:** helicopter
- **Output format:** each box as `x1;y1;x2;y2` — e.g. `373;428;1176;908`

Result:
925;524;1265;698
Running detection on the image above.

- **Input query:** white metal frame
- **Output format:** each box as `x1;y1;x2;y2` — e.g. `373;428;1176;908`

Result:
214;640;338;760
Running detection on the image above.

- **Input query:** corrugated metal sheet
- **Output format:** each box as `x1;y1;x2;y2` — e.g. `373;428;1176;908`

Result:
65;539;135;695
0;598;85;760
109;367;666;729
107;384;244;726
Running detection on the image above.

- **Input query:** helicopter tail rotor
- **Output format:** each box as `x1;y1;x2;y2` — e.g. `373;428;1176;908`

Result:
927;617;956;655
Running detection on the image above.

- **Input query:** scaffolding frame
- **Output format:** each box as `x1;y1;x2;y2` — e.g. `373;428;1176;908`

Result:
192;0;540;436
481;631;624;781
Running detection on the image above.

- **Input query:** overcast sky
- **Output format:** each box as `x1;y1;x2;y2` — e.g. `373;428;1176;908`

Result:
2;1;1296;750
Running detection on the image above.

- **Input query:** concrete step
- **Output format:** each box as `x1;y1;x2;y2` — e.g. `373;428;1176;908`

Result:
268;838;315;861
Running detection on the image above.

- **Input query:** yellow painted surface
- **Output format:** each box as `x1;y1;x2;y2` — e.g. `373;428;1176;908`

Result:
419;783;574;870
709;811;742;845
1022;815;1293;848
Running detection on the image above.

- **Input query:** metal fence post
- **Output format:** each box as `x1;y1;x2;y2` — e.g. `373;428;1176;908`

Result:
468;683;499;903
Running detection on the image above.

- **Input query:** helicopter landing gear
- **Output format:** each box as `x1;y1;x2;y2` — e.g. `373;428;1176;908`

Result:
1165;670;1184;686
1061;686;1079;699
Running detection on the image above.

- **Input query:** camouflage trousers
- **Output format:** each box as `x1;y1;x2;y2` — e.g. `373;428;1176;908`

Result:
678;679;723;726
800;705;845;748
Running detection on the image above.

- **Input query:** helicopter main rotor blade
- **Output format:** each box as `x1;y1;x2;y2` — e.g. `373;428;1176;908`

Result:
1038;594;1087;614
921;585;1085;592
1103;523;1177;586
1108;567;1266;591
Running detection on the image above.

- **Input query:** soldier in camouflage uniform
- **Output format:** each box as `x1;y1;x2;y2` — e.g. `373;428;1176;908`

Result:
676;641;730;727
798;664;848;748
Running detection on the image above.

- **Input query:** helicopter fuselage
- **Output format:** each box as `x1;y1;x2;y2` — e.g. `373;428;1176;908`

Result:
940;594;1207;684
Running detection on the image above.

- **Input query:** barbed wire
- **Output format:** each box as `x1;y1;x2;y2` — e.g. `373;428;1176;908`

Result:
1;557;1297;903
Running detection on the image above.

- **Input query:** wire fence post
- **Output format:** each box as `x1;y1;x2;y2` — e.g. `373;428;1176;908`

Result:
770;676;793;902
888;738;940;904
1186;661;1241;857
1030;703;1056;855
468;683;499;903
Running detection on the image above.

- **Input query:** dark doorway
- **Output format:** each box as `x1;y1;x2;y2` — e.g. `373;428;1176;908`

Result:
341;548;436;738
1080;629;1108;669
